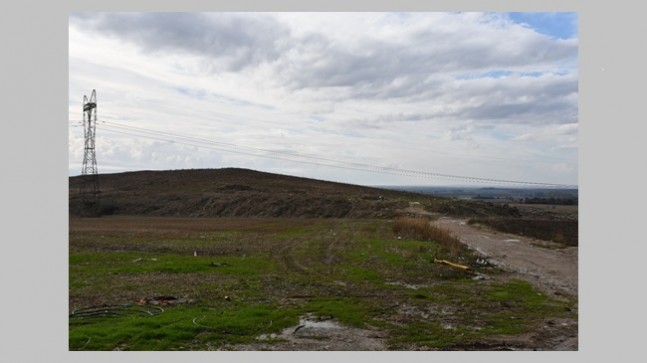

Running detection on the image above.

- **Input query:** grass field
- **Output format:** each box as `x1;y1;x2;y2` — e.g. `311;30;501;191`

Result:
69;216;576;350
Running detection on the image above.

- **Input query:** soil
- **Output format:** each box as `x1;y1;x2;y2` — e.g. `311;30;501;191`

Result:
69;168;416;218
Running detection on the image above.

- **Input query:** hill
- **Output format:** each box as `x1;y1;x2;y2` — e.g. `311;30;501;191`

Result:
69;168;420;218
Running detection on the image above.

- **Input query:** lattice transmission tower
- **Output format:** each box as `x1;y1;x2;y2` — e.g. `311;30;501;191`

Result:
80;89;100;217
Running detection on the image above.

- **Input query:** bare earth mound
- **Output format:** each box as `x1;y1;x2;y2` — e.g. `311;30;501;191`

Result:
69;168;417;218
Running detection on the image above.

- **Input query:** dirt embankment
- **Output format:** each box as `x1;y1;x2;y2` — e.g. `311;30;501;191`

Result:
69;168;417;218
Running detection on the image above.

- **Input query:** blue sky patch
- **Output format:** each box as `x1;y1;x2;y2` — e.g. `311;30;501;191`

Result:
174;87;207;100
491;130;511;141
455;69;550;81
508;12;578;40
455;70;514;80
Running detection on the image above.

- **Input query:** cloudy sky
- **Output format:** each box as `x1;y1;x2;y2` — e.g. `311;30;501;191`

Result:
68;12;578;187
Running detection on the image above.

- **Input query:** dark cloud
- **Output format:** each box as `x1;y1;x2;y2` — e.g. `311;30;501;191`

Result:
454;75;578;124
70;12;290;71
70;13;577;103
275;21;577;101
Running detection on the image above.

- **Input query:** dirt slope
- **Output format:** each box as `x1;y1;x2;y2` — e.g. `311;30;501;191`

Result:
69;168;418;218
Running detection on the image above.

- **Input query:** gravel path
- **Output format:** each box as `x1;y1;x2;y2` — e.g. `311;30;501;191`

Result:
434;216;578;297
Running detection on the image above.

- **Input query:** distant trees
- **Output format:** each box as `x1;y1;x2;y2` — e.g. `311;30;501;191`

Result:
523;197;578;206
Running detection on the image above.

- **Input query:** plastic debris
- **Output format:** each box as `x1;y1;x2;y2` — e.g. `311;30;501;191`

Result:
434;258;470;270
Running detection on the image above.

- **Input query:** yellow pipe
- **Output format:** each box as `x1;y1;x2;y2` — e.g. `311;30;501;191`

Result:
434;258;470;270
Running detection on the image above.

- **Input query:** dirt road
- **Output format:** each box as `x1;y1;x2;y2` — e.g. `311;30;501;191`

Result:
434;216;578;298
431;215;578;350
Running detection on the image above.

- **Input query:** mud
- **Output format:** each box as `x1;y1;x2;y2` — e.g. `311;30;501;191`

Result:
221;314;386;351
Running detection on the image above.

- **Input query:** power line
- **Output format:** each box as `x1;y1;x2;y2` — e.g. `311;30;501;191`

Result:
100;121;432;176
90;120;577;188
70;119;577;188
98;124;458;182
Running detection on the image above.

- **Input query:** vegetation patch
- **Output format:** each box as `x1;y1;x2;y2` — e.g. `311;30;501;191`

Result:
392;216;469;258
423;198;521;218
70;304;301;350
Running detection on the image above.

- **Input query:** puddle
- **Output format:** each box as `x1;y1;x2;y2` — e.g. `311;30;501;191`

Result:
251;313;385;350
504;239;520;243
290;316;341;333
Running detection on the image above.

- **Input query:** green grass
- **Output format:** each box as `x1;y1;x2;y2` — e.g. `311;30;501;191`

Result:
69;304;301;350
69;216;577;350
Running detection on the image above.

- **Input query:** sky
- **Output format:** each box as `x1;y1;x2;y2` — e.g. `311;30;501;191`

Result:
68;12;578;187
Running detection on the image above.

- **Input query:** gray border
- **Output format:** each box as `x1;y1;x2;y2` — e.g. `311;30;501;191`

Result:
4;0;633;361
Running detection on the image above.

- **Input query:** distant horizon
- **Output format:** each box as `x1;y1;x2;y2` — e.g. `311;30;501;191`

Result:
69;166;578;190
377;184;579;190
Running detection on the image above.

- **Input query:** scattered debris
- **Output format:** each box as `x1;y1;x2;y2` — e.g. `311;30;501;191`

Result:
209;262;230;267
475;258;489;266
70;304;164;319
472;273;488;281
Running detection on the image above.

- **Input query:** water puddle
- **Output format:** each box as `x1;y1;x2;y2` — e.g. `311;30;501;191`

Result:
290;315;341;333
253;313;385;350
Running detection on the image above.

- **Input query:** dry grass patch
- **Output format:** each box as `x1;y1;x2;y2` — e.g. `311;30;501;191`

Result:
392;217;468;258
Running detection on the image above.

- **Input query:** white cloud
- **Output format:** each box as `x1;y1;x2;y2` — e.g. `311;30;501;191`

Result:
69;12;578;187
